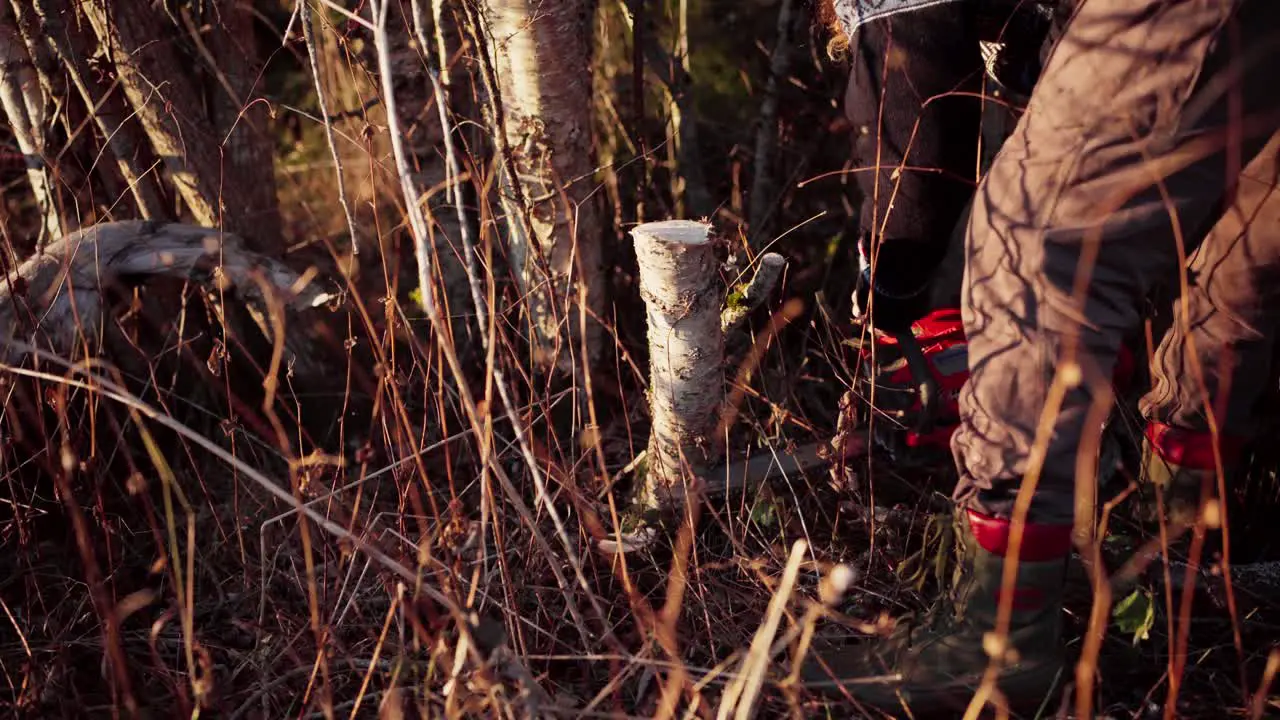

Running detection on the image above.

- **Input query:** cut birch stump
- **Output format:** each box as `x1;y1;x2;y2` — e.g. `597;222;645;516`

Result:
631;220;725;511
598;222;865;554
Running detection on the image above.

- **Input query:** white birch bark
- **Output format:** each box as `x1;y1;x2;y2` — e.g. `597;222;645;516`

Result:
481;0;604;370
0;1;59;243
632;220;724;509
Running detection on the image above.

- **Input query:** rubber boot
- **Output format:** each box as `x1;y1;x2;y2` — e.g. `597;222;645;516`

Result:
800;507;1071;716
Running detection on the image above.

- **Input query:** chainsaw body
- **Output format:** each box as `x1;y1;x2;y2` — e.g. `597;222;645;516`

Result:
855;308;1137;464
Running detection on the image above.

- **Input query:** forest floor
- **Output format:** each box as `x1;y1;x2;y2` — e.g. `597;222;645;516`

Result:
3;2;1280;718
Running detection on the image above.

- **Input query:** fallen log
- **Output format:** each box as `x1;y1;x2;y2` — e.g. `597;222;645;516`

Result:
703;436;867;500
596;436;867;554
0;220;332;365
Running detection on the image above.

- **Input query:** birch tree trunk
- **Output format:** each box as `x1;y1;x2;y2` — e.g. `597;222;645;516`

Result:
480;0;604;371
383;1;470;336
0;1;59;243
632;220;724;510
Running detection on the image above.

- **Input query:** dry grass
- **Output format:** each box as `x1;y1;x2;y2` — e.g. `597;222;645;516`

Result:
2;2;1280;719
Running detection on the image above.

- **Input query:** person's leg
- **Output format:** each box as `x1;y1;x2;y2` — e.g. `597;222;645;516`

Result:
930;2;1073;310
1140;130;1280;527
844;3;983;327
941;0;1280;709
804;0;1280;712
952;0;1280;526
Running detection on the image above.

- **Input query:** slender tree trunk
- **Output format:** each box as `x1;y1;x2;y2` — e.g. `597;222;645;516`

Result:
479;0;604;371
631;220;723;510
11;0;136;228
748;0;797;247
6;0;62;104
79;0;280;254
0;1;60;243
660;0;711;219
345;1;476;344
26;0;168;220
394;2;471;337
203;0;283;246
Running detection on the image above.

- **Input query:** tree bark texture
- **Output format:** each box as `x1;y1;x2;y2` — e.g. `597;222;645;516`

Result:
748;0;797;247
202;0;283;247
631;220;724;510
0;1;60;242
79;0;282;254
26;0;168;220
482;0;604;370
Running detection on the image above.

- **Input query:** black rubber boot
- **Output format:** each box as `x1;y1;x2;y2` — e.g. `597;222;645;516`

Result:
799;507;1071;716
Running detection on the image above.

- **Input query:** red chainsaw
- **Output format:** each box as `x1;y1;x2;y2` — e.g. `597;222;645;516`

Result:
851;308;1138;465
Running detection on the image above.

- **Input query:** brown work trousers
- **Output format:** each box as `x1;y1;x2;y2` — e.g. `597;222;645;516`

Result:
952;0;1280;524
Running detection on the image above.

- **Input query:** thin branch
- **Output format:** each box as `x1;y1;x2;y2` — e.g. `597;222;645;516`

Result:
0;0;59;242
721;252;786;333
300;0;361;254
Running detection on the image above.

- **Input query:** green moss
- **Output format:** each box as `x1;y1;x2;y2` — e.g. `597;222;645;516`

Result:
726;286;749;309
618;505;649;534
